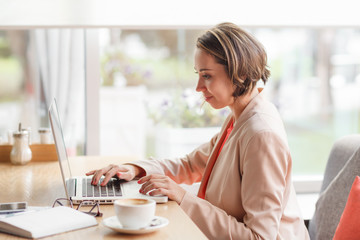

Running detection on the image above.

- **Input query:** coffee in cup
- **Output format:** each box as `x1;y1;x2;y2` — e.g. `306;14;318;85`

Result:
114;198;156;229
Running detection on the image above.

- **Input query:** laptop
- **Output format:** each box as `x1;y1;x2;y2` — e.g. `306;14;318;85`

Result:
48;98;168;204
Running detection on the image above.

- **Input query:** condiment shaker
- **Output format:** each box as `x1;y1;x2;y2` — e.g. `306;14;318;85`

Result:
10;131;32;165
38;128;52;144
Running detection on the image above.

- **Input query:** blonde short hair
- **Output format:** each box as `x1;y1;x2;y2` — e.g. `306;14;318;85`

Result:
196;22;270;97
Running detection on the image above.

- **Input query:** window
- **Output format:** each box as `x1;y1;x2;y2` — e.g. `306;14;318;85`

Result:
1;27;359;181
0;29;86;155
97;27;360;177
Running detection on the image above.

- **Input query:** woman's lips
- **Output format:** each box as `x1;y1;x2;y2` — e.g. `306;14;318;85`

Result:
204;96;213;101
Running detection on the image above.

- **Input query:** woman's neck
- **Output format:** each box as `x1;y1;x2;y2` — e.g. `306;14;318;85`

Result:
230;87;258;121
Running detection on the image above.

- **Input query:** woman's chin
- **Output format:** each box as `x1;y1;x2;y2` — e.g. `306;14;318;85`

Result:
208;102;225;110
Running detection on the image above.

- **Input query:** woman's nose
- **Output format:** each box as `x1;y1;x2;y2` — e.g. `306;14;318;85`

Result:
196;78;205;92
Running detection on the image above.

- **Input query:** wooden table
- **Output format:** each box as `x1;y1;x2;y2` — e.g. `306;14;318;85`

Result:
0;156;207;239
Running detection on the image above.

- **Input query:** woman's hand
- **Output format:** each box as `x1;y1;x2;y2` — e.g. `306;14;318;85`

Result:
86;164;144;186
138;174;186;204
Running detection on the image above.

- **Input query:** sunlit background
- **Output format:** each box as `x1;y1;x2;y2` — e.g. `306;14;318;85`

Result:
0;0;359;178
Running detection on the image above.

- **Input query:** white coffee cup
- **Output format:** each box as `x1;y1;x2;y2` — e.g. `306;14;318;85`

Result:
114;198;156;229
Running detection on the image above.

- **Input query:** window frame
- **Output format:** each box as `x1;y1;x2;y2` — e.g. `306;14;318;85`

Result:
85;29;100;156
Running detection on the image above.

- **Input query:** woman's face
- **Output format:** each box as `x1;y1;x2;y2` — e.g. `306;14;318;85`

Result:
194;48;235;109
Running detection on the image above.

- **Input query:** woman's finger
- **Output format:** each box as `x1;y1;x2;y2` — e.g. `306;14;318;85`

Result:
140;180;167;194
101;167;119;186
138;175;167;190
116;170;132;181
148;188;168;196
91;165;114;185
138;174;152;184
138;174;165;184
85;170;96;176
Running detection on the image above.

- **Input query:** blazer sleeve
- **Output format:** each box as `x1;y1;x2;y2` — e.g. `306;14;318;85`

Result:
180;131;291;240
129;132;220;184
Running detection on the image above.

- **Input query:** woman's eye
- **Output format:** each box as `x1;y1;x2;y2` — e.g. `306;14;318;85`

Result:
202;74;210;79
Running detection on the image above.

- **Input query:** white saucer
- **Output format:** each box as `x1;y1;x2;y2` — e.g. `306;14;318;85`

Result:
102;216;169;234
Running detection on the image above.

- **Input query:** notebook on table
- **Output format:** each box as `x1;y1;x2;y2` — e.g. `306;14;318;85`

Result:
49;98;168;204
0;206;97;239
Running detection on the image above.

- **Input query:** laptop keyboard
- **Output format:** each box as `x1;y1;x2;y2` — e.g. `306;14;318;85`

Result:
82;178;122;197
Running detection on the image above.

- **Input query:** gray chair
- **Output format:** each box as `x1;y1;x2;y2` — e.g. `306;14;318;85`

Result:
308;134;360;240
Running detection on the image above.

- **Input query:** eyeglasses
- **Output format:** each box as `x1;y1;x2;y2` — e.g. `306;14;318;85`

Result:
52;198;103;217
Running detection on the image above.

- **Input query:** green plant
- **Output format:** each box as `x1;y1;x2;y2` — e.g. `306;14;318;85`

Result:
101;50;151;86
148;89;229;128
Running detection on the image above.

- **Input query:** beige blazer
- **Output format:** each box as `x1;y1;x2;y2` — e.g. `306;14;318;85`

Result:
134;89;310;239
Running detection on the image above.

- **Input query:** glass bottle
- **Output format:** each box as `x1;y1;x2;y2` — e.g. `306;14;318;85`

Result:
10;131;32;165
38;128;52;144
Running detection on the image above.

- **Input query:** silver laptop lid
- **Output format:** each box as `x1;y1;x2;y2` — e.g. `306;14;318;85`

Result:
48;98;72;199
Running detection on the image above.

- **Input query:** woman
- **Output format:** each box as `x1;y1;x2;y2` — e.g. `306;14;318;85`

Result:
87;23;310;239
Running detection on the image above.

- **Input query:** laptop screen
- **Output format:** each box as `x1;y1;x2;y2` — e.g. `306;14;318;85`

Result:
48;99;72;194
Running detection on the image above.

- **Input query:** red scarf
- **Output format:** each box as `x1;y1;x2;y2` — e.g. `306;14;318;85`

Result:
197;120;234;199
